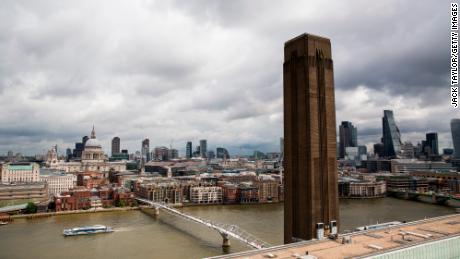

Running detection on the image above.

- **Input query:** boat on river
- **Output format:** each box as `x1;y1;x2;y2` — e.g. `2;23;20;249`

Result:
63;225;113;236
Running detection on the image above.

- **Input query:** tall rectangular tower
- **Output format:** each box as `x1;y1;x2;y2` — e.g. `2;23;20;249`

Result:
200;139;207;158
283;33;339;243
339;121;358;158
111;137;120;156
186;141;193;159
382;110;401;158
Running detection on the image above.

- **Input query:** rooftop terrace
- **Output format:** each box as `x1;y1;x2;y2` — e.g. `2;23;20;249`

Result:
206;214;460;259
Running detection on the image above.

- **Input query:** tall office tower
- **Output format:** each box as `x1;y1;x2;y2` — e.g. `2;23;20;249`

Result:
186;141;192;159
154;146;169;161
339;121;357;158
452;119;460;158
141;138;150;162
194;146;201;157
7;151;14;161
82;136;89;147
65;148;72;161
424;133;439;156
283;33;339;243
382;110;402;158
111;137;120;156
169;149;179;159
216;147;230;159
200;139;207;158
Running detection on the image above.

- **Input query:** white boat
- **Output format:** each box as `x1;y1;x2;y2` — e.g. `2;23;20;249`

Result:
63;225;113;236
0;221;8;226
355;221;402;231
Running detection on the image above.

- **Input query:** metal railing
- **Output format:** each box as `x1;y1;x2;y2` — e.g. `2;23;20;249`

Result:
135;197;270;249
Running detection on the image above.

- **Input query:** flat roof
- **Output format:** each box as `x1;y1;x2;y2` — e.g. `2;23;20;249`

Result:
8;164;33;171
284;33;331;46
206;214;460;259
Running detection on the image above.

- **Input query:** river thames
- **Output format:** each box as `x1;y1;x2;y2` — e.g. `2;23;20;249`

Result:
0;198;455;259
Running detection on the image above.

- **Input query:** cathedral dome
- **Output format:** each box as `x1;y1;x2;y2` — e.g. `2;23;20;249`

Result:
84;125;102;149
85;138;101;148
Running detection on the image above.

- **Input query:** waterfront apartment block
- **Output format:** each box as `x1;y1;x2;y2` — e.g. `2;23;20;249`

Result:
40;169;76;196
409;171;460;194
190;186;222;204
206;214;460;259
221;183;238;204
136;180;182;204
55;186;133;211
386;176;429;192
0;182;48;203
339;180;386;198
237;182;259;203
283;33;339;242
1;162;40;183
257;176;279;203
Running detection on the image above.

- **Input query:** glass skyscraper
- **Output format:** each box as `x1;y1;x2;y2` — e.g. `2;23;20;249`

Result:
186;141;192;159
141;138;150;162
382;110;402;157
452;119;460;159
111;137;120;157
199;139;207;158
424;132;439;156
339;121;358;158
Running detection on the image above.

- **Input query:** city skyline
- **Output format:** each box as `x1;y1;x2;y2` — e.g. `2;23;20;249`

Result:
0;1;455;155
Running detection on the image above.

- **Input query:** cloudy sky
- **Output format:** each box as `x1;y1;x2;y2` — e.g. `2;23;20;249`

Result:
0;0;456;156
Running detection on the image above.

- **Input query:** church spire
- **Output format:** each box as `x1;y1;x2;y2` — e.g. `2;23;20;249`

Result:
91;125;96;139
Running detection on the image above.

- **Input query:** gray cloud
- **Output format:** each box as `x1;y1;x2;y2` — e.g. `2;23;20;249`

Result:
0;0;456;156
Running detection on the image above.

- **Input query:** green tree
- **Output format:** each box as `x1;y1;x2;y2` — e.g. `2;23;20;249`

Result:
25;202;37;214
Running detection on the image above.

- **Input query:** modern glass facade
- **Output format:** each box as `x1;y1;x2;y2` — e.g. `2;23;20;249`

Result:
216;147;229;159
186;141;192;159
111;137;120;157
452;119;460;159
200;139;207;158
424;132;439;156
339;121;357;158
382;110;402;157
141;138;150;162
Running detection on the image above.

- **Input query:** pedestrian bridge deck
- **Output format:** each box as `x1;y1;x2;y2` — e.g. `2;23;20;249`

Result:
135;197;270;250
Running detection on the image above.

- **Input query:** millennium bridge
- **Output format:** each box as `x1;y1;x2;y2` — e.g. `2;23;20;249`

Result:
135;197;271;249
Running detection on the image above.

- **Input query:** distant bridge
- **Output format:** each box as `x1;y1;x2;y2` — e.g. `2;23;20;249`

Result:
135;197;271;249
387;189;460;205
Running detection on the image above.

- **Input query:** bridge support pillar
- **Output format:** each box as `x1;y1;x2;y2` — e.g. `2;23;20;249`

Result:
221;233;230;248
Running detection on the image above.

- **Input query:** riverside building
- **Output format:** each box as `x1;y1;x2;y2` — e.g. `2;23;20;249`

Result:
40;169;76;196
1;162;40;183
190;186;222;204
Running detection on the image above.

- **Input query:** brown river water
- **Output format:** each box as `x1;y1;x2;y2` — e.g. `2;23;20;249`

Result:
0;198;455;259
